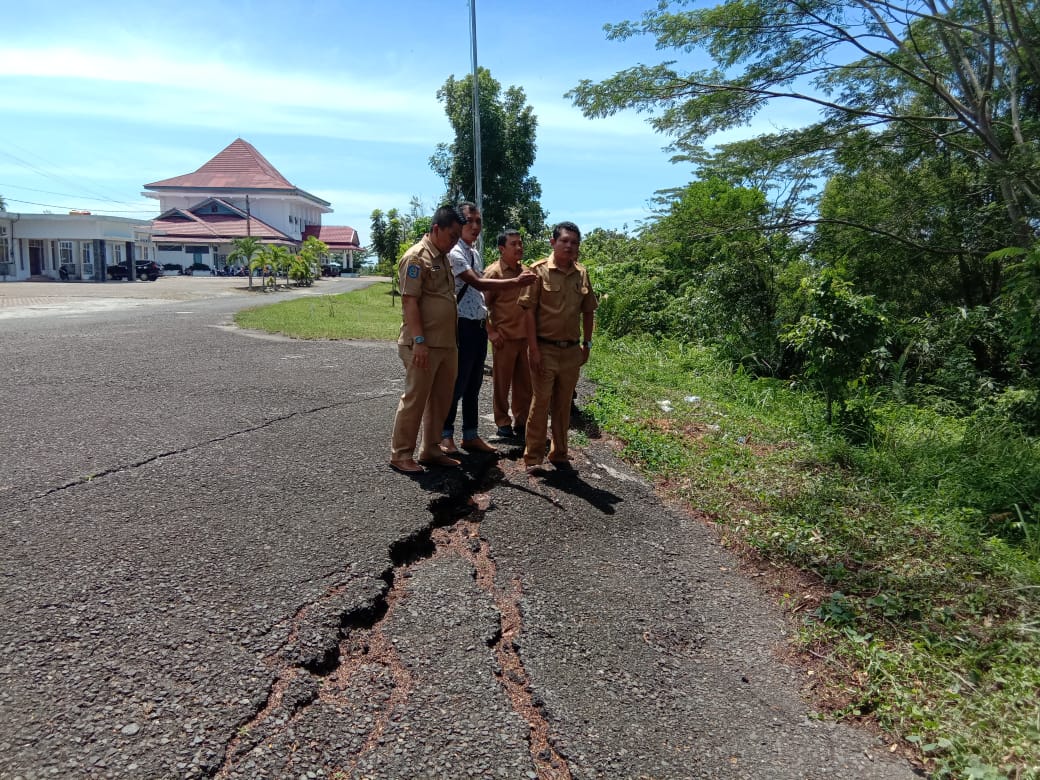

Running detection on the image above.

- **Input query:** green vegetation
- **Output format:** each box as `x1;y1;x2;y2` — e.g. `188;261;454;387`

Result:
431;67;546;239
584;337;1040;779
233;282;399;341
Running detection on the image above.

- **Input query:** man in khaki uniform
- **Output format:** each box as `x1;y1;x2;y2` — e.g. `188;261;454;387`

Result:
389;205;468;474
518;221;598;470
484;229;533;440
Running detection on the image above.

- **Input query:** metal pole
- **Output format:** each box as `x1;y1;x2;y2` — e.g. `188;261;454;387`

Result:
469;0;482;226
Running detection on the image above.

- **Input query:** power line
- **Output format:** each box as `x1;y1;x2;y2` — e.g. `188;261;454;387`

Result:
0;181;151;205
3;197;156;215
0;146;143;207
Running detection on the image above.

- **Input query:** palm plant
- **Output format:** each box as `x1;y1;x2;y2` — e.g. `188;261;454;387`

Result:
228;236;263;289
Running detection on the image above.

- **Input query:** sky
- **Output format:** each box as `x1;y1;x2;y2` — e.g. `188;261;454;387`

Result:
0;0;799;246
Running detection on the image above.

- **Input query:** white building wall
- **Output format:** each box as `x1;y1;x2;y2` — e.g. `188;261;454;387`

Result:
0;213;151;282
150;190;325;240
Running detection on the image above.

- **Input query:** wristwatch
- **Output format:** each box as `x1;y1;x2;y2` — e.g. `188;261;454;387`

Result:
413;335;426;344
582;339;592;348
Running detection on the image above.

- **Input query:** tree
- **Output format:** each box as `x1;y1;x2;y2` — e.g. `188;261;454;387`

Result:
0;193;6;211
568;0;1040;250
295;236;327;286
782;270;887;427
228;236;264;289
370;209;403;277
431;67;546;238
255;244;291;289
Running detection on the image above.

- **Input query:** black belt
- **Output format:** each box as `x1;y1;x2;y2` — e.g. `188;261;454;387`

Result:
461;317;486;328
538;337;580;348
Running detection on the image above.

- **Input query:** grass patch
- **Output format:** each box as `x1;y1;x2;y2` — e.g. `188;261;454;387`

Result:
584;336;1040;780
234;281;400;340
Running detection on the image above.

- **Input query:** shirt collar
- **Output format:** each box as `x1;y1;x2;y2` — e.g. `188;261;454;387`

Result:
547;253;578;275
421;234;446;259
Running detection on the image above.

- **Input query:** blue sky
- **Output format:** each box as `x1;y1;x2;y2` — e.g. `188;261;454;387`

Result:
0;1;800;245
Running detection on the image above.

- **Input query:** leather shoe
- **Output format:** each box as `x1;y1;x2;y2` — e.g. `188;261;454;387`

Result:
461;437;496;453
389;459;424;474
418;453;460;467
495;425;515;439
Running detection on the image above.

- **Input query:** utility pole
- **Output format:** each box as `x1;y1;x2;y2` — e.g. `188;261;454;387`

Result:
469;0;482;252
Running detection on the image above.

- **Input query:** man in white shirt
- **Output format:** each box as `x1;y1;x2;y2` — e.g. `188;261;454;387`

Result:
440;202;536;454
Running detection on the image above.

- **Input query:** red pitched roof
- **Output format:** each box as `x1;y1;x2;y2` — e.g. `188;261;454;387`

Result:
151;207;292;243
146;138;295;191
302;225;362;250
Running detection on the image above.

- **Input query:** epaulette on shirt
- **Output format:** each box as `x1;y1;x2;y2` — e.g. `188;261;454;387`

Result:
530;258;549;268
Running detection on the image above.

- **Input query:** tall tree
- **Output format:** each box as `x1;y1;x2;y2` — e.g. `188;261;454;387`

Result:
369;209;403;277
431;67;546;237
568;0;1040;249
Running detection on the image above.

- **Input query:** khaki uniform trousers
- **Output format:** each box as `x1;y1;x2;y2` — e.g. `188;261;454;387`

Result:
391;344;458;461
523;343;584;466
491;337;532;430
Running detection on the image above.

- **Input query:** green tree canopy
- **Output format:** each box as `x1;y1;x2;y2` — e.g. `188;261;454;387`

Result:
431;67;546;238
370;209;403;277
569;0;1040;248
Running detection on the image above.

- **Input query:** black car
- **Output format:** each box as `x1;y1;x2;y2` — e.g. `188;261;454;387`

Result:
107;260;163;281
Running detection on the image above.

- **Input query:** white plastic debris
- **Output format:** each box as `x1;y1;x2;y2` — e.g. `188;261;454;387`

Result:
656;400;673;413
683;395;701;404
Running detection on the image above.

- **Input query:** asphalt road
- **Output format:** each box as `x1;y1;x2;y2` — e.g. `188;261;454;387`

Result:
0;277;920;779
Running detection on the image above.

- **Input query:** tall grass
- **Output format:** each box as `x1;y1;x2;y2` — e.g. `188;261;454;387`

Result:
585;336;1040;779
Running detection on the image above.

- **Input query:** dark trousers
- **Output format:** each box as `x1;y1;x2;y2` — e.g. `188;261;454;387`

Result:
442;318;488;440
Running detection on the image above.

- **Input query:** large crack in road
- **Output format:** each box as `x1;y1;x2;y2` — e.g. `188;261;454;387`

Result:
211;455;571;779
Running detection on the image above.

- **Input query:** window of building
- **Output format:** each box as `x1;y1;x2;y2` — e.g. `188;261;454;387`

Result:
0;226;8;271
59;241;73;272
112;243;123;264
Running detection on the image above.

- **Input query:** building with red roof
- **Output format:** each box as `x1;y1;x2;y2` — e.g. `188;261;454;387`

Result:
143;139;363;273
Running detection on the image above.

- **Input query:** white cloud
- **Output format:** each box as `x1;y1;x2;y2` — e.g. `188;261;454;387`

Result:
0;45;448;145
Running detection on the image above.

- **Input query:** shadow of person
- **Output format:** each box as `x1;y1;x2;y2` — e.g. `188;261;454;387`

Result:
541;463;622;515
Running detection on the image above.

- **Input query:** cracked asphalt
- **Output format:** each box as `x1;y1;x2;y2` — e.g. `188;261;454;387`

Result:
0;278;920;779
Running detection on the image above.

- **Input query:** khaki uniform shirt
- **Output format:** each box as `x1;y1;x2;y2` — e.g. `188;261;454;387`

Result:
397;235;458;349
517;254;598;342
483;259;527;340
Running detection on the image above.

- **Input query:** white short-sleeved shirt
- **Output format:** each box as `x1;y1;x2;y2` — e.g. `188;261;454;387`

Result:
449;239;488;321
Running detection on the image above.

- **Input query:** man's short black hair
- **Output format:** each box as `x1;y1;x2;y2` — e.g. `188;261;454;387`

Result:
458;201;479;217
432;204;467;228
552;221;581;241
497;229;521;247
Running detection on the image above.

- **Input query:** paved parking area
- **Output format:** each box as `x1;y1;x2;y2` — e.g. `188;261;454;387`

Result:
0;276;377;318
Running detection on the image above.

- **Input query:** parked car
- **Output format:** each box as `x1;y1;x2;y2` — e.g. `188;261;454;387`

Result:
107;260;163;281
321;262;342;277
